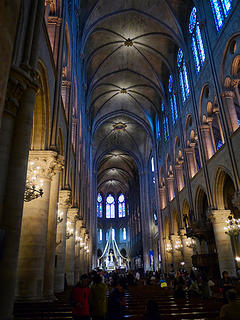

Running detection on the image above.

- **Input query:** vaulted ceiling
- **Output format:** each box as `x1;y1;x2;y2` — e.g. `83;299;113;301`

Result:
80;0;194;194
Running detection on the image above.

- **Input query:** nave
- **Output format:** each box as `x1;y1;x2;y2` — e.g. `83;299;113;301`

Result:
14;284;223;320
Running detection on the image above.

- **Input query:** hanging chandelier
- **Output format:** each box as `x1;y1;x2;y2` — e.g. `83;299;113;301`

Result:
24;179;43;202
57;211;63;224
186;237;196;249
224;215;240;236
66;221;74;239
166;243;173;253
24;161;44;202
174;240;183;251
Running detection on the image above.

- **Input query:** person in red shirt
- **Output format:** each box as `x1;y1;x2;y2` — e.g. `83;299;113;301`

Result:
71;274;90;320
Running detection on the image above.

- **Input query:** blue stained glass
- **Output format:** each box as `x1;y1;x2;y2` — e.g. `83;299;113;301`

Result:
123;228;127;241
221;0;232;16
106;204;110;218
111;204;115;218
165;117;169;140
179;71;186;102
168;74;173;93
192;36;201;72
97;193;103;217
177;48;183;68
170;96;175;126
189;7;197;33
106;194;115;218
119;203;122;218
217;140;223;150
156;117;160;139
161;102;165;112
122;203;125;217
210;0;224;31
196;24;206;65
183;60;190;98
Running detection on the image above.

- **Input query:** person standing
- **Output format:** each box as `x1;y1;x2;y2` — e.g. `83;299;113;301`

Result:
219;271;233;303
90;274;107;320
70;274;90;320
108;281;125;319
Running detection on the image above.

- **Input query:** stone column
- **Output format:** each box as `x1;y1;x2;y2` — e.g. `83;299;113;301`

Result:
16;151;59;300
167;176;175;201
179;229;193;272
54;189;72;293
43;156;64;299
65;208;78;285
175;164;184;192
159;187;166;209
171;235;183;271
208;209;236;277
222;90;239;132
164;238;173;272
79;227;85;275
0;0;21;124
74;219;82;284
185;147;197;178
200;125;214;160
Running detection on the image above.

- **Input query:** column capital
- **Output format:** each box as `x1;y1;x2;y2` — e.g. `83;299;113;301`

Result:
221;90;235;99
28;150;64;180
67;207;79;223
207;208;231;224
75;218;83;230
59;189;72;208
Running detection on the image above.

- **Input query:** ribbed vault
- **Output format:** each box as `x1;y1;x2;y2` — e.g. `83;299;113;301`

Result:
83;0;194;193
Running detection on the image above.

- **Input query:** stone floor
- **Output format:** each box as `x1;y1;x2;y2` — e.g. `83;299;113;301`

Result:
14;285;223;320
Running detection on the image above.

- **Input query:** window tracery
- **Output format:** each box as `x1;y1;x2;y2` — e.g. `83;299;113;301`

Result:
97;193;103;218
189;7;206;73
169;75;178;125
177;48;190;103
210;0;232;31
118;194;126;218
106;194;115;218
162;102;169;141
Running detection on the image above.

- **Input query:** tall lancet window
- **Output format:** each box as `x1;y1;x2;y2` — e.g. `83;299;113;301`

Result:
177;48;190;103
106;194;115;218
162;102;169;142
169;75;178;126
210;0;232;31
189;7;206;73
118;194;126;218
156;116;160;140
97;193;103;218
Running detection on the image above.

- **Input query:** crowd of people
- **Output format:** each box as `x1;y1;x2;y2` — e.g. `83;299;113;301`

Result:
69;268;240;320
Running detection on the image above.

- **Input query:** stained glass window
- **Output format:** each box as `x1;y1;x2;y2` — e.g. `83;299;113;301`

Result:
151;157;155;172
106;194;115;218
106;231;109;241
97;193;103;218
118;194;125;218
189;7;206;73
169;75;178;126
112;228;115;241
162;102;169;142
210;0;232;31
177;49;190;103
156;116;160;140
123;228;127;241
